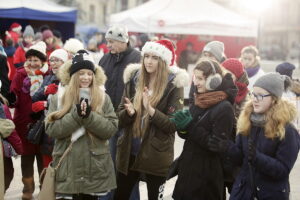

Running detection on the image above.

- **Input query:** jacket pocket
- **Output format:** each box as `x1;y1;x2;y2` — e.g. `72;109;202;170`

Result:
52;152;68;182
90;148;111;180
151;136;171;152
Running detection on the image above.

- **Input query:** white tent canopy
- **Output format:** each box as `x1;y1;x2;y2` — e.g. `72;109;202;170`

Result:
110;0;257;37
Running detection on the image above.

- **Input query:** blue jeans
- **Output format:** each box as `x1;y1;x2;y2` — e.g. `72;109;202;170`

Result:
99;130;140;200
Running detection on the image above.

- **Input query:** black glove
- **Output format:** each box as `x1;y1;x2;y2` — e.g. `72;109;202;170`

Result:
76;98;91;118
248;138;256;163
208;133;230;153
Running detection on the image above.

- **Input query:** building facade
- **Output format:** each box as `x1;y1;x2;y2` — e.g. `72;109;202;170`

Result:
213;0;300;59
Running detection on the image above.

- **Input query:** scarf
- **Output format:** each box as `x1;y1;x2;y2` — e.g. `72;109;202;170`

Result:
250;113;266;127
194;91;228;108
245;65;260;78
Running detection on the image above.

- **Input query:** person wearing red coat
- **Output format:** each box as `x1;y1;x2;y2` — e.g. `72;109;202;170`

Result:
10;41;48;200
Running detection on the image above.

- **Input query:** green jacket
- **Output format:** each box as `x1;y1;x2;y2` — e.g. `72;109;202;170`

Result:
46;93;118;194
116;64;189;177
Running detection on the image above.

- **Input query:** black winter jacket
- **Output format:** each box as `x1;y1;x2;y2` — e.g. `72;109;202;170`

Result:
99;47;141;110
173;73;237;200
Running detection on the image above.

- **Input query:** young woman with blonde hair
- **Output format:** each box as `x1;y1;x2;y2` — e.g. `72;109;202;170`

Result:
114;39;189;200
46;51;118;200
209;73;300;200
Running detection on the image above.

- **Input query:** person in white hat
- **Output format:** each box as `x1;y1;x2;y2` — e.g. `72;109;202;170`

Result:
30;48;68;173
63;38;84;59
10;41;49;200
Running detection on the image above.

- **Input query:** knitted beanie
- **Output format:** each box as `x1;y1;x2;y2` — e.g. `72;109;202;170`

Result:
253;72;289;98
70;50;95;76
275;62;296;78
222;58;244;79
63;38;84;55
42;30;54;40
141;39;175;66
49;49;69;62
203;41;225;63
23;25;35;38
25;41;47;62
105;24;129;43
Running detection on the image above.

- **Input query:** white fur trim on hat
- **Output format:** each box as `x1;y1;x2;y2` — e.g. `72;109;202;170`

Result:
141;41;172;66
50;49;69;62
29;41;47;57
63;38;84;54
12;26;22;32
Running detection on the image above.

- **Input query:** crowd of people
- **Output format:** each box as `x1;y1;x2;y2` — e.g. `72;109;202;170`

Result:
0;22;299;200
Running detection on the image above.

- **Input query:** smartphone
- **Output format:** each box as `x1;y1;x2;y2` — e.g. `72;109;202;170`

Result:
79;88;91;104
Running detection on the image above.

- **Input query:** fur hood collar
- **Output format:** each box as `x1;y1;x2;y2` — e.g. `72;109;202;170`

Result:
57;60;107;86
123;63;190;88
237;98;297;138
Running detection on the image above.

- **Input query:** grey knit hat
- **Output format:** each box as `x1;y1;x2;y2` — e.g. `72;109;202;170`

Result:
23;25;35;38
253;72;290;98
105;24;129;43
203;41;225;63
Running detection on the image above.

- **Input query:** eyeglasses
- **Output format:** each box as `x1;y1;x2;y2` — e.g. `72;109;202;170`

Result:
49;58;62;63
250;92;272;101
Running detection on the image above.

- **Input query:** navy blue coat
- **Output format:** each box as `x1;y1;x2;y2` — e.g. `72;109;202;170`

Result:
99;47;141;110
228;124;300;200
31;73;58;103
32;73;58;155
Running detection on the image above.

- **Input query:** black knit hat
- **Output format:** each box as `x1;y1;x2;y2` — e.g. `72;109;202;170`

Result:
275;62;295;78
69;50;95;76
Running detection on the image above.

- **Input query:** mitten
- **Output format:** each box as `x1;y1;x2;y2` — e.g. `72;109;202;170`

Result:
170;109;192;131
32;101;47;112
45;83;58;95
208;133;230;153
76;98;91;118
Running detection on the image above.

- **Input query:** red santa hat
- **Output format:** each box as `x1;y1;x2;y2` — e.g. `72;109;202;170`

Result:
9;23;22;32
141;39;175;66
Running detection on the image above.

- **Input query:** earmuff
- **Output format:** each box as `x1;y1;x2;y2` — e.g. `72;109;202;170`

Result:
205;60;222;91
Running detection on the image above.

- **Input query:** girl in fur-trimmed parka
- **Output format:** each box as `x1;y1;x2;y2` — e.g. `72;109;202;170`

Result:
209;73;300;200
46;51;118;200
114;39;189;200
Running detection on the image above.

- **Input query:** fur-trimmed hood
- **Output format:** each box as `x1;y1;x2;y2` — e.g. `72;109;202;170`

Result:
237;98;297;139
291;79;300;95
123;63;190;88
57;60;107;86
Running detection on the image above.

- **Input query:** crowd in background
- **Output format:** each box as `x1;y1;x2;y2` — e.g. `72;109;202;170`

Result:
0;22;299;200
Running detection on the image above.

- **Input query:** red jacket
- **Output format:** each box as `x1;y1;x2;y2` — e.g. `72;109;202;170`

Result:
13;46;26;68
10;67;40;155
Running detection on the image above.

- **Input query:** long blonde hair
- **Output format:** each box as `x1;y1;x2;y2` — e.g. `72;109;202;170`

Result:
237;97;297;140
132;57;169;138
47;71;105;122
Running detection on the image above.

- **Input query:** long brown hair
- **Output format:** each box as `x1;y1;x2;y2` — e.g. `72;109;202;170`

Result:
132;57;169;138
47;71;105;122
237;97;297;140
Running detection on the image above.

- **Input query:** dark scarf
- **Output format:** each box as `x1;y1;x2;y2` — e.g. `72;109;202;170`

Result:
194;91;228;108
250;112;266;127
